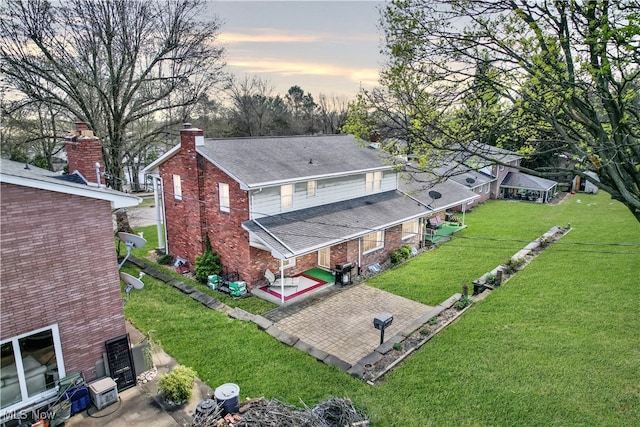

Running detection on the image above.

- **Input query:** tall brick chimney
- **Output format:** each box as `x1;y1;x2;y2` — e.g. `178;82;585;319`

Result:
65;122;105;186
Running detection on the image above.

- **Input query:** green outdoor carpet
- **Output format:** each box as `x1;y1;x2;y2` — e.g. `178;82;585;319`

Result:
303;267;335;284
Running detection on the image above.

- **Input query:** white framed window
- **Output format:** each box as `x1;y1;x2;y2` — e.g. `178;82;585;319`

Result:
219;183;230;212
173;174;182;200
307;180;316;197
402;219;419;240
485;183;490;194
365;171;382;193
281;184;293;209
362;230;384;253
282;257;296;269
0;325;65;411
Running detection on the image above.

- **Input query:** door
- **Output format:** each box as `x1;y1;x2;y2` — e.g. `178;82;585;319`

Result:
318;247;331;269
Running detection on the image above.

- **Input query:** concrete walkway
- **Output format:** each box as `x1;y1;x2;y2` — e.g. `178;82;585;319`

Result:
65;322;212;427
273;285;432;365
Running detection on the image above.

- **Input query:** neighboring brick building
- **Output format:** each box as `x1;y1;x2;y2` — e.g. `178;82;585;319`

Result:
0;151;139;416
144;126;481;303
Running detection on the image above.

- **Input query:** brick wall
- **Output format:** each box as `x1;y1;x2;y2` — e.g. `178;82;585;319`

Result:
0;184;126;379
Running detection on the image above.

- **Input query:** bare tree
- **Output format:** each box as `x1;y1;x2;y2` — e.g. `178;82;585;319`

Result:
346;0;640;221
0;0;225;190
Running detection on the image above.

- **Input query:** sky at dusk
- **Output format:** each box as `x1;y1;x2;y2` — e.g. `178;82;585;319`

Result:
208;1;386;100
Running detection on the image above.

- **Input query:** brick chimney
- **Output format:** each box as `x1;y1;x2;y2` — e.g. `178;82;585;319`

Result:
65;122;105;186
180;123;205;155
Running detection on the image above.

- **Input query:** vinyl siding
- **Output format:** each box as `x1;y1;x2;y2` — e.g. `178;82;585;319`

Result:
250;170;397;218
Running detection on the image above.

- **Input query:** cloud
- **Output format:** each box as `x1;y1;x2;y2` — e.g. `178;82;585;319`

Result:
220;30;379;44
228;58;379;87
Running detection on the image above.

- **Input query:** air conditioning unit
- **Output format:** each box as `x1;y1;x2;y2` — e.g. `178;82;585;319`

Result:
88;377;118;410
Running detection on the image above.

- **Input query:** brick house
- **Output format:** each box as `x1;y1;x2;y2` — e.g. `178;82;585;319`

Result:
144;126;480;302
0;134;140;416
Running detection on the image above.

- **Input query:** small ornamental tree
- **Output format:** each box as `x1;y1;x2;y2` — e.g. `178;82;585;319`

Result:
194;235;222;283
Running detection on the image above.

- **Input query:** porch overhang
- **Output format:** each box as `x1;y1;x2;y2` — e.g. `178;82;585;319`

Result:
242;191;432;259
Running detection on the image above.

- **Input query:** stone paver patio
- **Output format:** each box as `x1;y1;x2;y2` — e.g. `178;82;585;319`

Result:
273;285;432;365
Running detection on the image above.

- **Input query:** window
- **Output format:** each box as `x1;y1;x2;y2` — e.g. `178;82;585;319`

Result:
365;171;382;193
281;184;293;209
499;164;505;171
402;219;418;240
283;257;296;269
307;181;316;197
485;183;490;194
219;183;230;212
0;325;65;411
173;174;182;200
362;230;384;253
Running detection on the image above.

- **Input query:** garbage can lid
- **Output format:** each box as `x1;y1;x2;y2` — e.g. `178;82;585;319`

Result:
214;383;240;400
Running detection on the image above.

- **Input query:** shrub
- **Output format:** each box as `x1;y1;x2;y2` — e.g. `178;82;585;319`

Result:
195;235;222;283
158;253;174;265
503;257;526;274
400;245;412;259
427;317;439;326
390;246;413;264
159;365;196;404
485;273;497;286
393;342;403;351
419;328;431;335
453;295;472;310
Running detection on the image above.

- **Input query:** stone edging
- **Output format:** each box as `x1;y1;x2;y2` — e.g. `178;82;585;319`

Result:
126;224;569;381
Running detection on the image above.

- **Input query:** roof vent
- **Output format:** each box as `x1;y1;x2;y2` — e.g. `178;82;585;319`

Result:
183;123;192;129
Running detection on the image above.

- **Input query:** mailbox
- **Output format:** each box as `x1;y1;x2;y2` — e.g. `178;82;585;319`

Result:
374;312;393;330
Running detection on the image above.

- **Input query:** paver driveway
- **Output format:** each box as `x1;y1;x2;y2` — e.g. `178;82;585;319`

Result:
274;285;432;365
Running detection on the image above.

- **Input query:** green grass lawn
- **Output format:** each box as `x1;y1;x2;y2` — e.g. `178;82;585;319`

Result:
123;192;640;426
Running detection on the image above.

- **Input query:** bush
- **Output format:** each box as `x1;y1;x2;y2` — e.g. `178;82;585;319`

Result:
158;253;174;265
390;246;413;265
453;295;472;310
159;365;196;404
503;257;526;274
195;235;222;283
393;342;403;351
485;273;497;286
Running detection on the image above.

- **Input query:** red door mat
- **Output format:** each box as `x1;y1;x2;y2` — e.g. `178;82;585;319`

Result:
260;274;327;301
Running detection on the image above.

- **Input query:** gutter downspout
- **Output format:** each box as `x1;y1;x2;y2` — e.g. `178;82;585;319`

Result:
149;174;167;254
279;259;285;305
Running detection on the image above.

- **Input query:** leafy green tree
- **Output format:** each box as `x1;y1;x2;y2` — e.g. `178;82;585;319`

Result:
349;0;640;221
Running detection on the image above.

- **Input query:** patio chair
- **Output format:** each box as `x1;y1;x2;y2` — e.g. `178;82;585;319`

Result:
265;269;300;291
428;216;444;228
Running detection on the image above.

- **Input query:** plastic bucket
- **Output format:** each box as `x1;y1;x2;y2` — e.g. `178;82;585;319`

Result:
214;383;240;415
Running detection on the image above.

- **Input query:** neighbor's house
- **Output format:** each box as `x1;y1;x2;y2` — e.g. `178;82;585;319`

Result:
144;126;482;295
442;144;558;205
0;124;140;419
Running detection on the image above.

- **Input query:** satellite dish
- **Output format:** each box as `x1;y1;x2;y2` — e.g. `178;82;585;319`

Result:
120;271;145;306
428;190;442;200
117;232;147;270
465;177;476;184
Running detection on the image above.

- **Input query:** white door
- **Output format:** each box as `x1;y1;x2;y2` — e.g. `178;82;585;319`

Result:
318;247;331;269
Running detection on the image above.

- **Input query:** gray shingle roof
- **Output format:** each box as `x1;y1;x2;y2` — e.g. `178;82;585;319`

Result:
197;134;391;189
501;172;557;191
242;190;431;258
398;171;480;211
0;158;140;208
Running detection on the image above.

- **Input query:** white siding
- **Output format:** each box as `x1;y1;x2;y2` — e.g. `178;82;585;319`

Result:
250;170;396;218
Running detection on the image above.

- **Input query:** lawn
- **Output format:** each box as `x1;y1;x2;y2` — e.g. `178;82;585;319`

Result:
123;192;640;426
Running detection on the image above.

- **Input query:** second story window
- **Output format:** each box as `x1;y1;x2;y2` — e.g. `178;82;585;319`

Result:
281;184;293;209
307;180;316;197
219;183;230;212
173;174;182;200
366;171;382;193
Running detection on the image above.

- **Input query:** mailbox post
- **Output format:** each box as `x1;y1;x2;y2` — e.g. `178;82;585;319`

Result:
373;312;393;345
